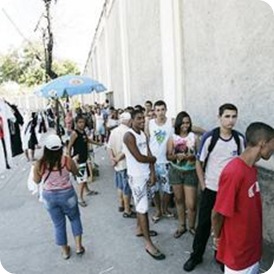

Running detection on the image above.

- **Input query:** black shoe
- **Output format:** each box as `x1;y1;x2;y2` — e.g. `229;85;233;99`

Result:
183;257;203;272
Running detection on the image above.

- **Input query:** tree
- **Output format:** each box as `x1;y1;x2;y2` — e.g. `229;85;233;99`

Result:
0;42;80;87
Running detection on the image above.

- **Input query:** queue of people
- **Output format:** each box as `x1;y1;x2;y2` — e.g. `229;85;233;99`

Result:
23;98;274;274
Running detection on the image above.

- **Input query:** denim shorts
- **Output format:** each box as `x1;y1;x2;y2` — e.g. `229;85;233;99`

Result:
115;169;131;196
150;163;173;195
42;187;83;246
168;165;198;187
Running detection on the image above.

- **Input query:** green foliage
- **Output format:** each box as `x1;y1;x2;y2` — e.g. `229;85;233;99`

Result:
0;42;80;87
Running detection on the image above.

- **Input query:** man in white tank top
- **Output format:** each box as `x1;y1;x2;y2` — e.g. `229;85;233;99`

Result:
123;109;165;260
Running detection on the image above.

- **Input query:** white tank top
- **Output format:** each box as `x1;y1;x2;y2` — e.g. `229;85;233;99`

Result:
123;128;150;177
149;118;173;164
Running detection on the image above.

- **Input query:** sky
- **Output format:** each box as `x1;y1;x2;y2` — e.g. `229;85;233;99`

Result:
0;0;104;71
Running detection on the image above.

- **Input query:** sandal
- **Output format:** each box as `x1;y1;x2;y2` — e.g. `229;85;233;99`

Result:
76;246;85;256
173;225;187;239
123;211;137;218
86;190;99;196
136;230;158;237
189;227;196;236
78;200;87;207
163;212;175;218
145;248;166;260
62;246;71;260
151;215;161;223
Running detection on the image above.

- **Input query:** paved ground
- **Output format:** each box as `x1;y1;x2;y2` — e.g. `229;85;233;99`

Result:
0;147;270;274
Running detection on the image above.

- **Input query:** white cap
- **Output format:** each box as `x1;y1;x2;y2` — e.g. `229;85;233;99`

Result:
119;112;131;121
44;134;62;151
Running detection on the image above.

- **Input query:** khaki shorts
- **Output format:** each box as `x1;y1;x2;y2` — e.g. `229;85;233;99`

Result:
168;165;198;187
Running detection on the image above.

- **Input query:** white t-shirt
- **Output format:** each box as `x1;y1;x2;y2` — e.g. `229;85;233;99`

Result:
107;124;128;171
149;118;173;164
123;129;150;177
198;131;245;191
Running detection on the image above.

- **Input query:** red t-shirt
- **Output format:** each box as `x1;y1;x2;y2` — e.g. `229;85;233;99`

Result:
214;157;262;270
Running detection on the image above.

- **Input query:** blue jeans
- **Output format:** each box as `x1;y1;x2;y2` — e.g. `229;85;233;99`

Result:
42;187;83;246
115;169;131;196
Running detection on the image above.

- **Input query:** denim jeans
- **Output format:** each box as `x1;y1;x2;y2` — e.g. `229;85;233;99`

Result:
115;169;131;196
42;187;83;246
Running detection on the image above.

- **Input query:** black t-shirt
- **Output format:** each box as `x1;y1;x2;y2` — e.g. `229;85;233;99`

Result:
72;129;88;163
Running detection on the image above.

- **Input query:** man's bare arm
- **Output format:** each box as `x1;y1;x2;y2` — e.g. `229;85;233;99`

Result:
123;132;156;164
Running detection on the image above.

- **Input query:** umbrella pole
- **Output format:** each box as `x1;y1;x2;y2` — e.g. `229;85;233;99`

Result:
55;98;60;136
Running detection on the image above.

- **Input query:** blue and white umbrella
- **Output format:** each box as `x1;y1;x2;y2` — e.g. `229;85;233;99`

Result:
35;75;107;98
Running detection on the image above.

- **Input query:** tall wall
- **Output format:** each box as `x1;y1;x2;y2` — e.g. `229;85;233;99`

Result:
84;0;274;268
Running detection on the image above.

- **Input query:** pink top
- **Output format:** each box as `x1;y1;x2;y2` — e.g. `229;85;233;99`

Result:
42;156;72;191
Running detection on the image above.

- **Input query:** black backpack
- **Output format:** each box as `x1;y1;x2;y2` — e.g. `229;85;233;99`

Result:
203;127;242;171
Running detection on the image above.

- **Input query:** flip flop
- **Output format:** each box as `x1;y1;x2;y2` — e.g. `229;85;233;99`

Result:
151;215;161;223
189;228;196;236
78;200;87;207
123;211;137;218
163;212;175;218
145;248;166;260
136;230;158;237
86;190;99;196
173;227;187;239
62;246;71;260
76;246;85;256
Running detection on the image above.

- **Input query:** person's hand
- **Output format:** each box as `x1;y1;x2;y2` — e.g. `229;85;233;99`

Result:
186;153;196;161
176;153;186;162
110;157;117;167
149;156;156;164
72;155;79;162
213;237;220;250
200;181;206;191
148;172;157;186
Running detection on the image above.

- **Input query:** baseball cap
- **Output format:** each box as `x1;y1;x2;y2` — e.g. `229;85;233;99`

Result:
44;134;63;151
119;112;131;121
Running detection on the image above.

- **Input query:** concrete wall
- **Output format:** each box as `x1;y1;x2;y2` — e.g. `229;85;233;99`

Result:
84;0;274;267
125;0;163;106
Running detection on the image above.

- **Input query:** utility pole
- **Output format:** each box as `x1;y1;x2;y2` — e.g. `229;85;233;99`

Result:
42;0;63;136
43;0;58;80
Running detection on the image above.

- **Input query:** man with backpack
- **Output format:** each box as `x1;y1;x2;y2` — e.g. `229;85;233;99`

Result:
183;103;245;272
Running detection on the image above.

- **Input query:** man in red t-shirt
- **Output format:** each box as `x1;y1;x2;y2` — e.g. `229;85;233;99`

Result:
212;122;274;273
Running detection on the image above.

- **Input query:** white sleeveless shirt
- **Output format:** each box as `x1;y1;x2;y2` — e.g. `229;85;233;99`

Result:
149;118;173;164
123;129;150;177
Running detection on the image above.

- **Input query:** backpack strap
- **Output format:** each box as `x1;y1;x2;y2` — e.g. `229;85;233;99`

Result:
203;127;242;171
203;127;220;171
231;129;241;155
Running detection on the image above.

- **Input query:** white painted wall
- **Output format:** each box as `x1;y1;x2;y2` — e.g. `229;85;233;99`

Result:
83;0;274;262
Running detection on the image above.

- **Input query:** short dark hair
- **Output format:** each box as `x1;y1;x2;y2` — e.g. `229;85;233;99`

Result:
246;122;274;147
154;100;167;109
134;105;145;112
219;103;238;116
174;111;192;135
125;106;134;113
145;100;153;107
131;109;144;120
75;114;86;123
